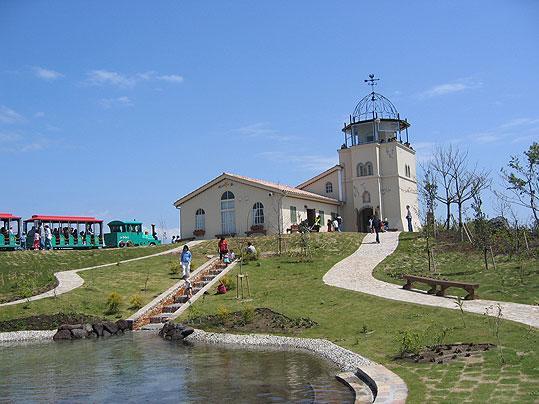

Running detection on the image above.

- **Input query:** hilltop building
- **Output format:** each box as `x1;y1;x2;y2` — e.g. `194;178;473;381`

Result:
174;78;419;239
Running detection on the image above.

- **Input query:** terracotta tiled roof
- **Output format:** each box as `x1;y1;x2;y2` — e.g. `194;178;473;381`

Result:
174;172;340;207
223;173;340;204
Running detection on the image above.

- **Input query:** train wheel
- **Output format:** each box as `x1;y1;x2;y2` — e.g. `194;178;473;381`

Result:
126;241;134;247
118;241;126;248
149;242;156;246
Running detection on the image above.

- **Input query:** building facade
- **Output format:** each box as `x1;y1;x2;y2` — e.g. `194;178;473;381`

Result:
174;83;419;239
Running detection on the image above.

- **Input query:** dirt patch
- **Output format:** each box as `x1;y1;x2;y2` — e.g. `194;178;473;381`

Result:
0;313;105;332
186;307;317;334
400;343;496;364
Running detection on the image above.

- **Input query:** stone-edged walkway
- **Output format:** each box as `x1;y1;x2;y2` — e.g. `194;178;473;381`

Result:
0;241;204;308
323;232;539;329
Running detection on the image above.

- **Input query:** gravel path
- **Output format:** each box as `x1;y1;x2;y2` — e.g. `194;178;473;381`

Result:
323;232;539;328
0;240;204;308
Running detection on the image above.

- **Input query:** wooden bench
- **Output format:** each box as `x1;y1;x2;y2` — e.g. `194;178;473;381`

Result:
402;274;479;300
286;224;299;234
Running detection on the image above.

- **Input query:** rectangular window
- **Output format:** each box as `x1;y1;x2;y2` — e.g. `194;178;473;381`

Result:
290;206;297;224
319;211;324;225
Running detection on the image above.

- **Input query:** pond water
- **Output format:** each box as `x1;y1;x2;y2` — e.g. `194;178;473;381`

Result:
0;332;355;403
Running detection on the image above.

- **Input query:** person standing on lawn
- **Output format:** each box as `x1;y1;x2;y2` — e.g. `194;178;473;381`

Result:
33;229;41;250
218;236;228;260
44;225;53;250
180;245;192;278
405;205;413;232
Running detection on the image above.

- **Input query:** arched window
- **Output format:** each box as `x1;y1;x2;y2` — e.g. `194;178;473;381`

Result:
362;191;371;204
356;163;365;177
365;162;373;176
220;191;236;234
195;208;205;230
325;182;333;193
252;202;264;225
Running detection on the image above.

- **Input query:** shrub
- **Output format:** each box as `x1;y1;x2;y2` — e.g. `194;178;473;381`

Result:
217;305;231;323
105;291;123;315
396;329;424;357
129;294;143;309
169;261;181;275
241;304;255;324
219;275;234;291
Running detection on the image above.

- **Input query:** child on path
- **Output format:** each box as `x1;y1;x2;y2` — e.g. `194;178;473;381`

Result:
372;216;382;244
180;245;192;278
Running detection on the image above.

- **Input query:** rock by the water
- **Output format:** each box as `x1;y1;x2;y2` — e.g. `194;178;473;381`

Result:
116;319;130;331
102;329;112;337
84;324;94;334
53;329;72;340
103;321;119;335
159;323;194;341
92;323;104;337
71;328;88;339
59;323;83;331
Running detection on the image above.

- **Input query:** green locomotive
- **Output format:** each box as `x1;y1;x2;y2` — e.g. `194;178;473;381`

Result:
104;220;161;247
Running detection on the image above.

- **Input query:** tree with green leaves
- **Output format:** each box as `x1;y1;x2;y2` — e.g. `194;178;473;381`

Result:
420;168;438;271
500;142;539;230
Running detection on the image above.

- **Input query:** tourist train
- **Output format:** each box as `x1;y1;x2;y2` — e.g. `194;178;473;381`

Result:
0;213;161;250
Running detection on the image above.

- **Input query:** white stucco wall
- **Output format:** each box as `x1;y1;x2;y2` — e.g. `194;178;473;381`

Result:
176;178;339;240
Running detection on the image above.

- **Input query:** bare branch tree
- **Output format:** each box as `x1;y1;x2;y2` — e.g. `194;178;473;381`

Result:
447;148;491;241
429;146;456;229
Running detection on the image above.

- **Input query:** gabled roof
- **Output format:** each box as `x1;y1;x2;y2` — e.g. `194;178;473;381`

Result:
174;172;340;207
297;165;342;189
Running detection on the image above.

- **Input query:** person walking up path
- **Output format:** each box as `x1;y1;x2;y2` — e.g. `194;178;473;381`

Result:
323;232;539;328
180;245;192;278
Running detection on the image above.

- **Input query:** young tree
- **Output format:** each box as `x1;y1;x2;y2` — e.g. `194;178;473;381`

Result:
447;148;490;241
420;168;438;271
500;142;539;231
429;146;456;230
471;189;493;271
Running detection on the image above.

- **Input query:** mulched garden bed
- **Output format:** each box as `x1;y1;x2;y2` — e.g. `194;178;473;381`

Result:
186;307;317;334
401;343;496;364
0;313;105;332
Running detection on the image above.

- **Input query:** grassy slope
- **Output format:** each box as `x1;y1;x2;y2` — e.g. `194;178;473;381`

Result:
0;244;177;303
178;233;538;403
0;248;206;329
373;233;539;305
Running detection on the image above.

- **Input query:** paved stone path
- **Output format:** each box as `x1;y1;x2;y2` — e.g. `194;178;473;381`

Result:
323;232;539;328
0;241;204;308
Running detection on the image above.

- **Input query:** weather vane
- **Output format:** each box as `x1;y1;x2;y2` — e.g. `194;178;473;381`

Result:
364;74;379;92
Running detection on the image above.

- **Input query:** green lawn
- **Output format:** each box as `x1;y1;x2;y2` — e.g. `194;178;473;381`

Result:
0;244;177;303
0;249;206;329
374;233;539;305
176;233;538;403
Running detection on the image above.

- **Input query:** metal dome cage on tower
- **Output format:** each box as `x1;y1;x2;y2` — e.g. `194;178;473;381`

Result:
342;74;411;148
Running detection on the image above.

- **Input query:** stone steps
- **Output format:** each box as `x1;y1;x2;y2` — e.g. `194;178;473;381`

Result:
162;303;183;313
146;262;225;325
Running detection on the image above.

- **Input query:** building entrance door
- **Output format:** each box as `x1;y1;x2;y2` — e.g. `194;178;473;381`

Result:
306;209;316;227
357;207;373;233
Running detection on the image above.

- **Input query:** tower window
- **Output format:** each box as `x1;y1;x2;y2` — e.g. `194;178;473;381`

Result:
365;162;373;176
405;164;411;178
325;182;333;193
357;163;365;177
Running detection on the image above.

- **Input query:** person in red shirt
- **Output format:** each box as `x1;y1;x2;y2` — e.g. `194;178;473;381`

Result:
218;237;228;260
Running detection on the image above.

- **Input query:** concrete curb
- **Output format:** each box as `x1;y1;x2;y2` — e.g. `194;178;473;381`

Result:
184;329;408;403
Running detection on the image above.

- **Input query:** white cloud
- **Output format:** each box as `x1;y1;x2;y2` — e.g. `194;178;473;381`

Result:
99;96;133;109
232;122;295;141
0;131;47;152
499;117;539;129
412;141;436;163
157;74;184;83
33;66;63;80
258;150;337;172
473;132;500;144
0;106;24;124
419;79;482;98
34;111;45;118
86;70;184;88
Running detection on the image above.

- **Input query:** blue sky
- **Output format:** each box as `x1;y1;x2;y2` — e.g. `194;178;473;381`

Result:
1;1;538;237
